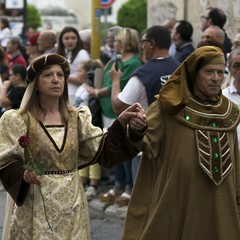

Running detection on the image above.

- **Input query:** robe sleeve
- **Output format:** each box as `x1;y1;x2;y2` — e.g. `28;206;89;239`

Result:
77;106;105;168
0;109;30;206
77;106;146;169
99;120;146;168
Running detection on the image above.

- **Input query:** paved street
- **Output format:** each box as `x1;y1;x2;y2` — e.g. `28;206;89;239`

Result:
0;186;125;240
0;190;6;240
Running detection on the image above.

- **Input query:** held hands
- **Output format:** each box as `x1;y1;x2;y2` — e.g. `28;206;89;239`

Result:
118;103;147;130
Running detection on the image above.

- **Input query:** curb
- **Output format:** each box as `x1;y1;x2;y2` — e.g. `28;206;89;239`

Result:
88;198;127;224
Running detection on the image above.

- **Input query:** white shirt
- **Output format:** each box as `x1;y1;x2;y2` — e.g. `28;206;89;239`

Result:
66;49;90;104
222;79;240;151
74;83;89;107
0;28;11;48
118;76;149;110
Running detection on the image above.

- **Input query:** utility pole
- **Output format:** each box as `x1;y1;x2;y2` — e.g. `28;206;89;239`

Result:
23;0;27;29
91;0;101;60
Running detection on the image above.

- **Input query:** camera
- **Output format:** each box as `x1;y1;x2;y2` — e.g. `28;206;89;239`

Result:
115;54;124;71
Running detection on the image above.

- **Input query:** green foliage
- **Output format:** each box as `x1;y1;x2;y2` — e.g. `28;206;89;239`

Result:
27;4;42;30
117;0;147;35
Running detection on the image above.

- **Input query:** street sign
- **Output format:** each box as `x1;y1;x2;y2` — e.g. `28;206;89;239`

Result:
101;0;115;9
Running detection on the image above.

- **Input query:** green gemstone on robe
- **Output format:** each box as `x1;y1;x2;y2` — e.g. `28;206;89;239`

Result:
211;122;216;127
214;167;219;173
212;138;217;143
214;153;219;158
185;115;190;121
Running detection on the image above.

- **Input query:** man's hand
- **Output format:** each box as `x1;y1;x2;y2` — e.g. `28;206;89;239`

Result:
118;103;147;130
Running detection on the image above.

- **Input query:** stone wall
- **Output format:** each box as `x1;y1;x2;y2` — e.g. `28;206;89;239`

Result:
148;0;240;47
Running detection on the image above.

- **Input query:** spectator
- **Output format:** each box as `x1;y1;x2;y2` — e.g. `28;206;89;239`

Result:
100;25;122;65
88;27;142;206
79;28;91;55
122;45;240;240
25;32;42;64
200;7;232;52
75;59;104;200
0;17;11;49
231;30;240;50
57;26;90;105
222;47;240;150
162;18;177;57
171;20;195;62
6;36;27;69
0;45;9;81
201;25;225;45
110;25;180;181
19;25;34;62
19;25;34;47
0;64;27;116
37;30;57;54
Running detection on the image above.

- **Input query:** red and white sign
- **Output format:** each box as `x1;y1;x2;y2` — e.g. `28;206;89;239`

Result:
101;0;115;9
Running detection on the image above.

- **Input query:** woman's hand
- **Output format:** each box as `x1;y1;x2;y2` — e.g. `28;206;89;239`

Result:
118;103;147;130
23;170;42;186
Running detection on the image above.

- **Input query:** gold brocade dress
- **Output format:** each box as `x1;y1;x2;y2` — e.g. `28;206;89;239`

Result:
0;107;104;240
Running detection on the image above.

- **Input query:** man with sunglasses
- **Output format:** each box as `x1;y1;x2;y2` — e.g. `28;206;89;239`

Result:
110;25;180;181
200;7;232;53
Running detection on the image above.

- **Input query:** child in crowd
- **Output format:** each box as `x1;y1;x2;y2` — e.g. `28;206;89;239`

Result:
75;59;104;200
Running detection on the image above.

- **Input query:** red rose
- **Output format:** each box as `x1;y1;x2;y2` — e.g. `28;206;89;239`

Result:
18;136;30;148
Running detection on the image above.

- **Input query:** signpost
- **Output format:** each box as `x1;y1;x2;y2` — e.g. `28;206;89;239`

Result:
101;0;115;9
101;0;115;43
2;0;27;35
91;0;101;60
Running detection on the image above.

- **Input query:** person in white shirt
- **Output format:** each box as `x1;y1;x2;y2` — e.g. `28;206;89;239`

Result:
222;47;240;150
57;26;90;105
0;17;11;49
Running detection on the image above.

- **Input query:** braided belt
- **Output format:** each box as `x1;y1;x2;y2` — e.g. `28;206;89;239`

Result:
44;169;75;175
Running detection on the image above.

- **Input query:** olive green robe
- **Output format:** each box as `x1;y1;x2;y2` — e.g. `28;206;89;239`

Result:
122;96;240;240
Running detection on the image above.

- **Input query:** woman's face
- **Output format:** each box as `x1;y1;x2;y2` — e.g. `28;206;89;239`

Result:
62;31;78;51
37;65;65;99
195;63;225;97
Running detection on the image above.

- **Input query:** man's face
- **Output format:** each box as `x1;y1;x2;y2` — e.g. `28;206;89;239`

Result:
37;34;49;53
140;33;152;61
6;40;16;54
106;33;114;48
229;54;240;84
171;22;179;42
202;28;221;43
200;9;211;31
195;63;225;97
231;33;240;50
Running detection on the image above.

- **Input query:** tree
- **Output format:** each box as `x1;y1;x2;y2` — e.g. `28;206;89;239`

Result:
27;4;41;30
117;0;147;35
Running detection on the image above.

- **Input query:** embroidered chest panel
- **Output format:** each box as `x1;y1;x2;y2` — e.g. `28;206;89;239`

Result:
176;96;239;185
195;129;232;185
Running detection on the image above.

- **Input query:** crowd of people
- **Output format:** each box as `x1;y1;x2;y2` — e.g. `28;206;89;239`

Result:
0;5;240;239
